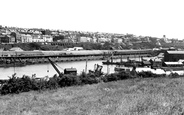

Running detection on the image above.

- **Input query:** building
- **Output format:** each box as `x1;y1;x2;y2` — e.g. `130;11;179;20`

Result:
0;35;11;43
98;37;110;43
42;35;53;42
79;37;92;42
32;34;44;42
0;28;11;35
88;37;98;43
20;34;32;43
164;51;184;62
15;33;22;43
114;38;123;43
9;35;16;43
163;35;172;43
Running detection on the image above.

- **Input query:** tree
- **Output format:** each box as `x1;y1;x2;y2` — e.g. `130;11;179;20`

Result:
53;35;65;42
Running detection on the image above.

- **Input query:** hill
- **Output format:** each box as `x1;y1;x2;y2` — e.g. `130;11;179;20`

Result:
1;77;184;115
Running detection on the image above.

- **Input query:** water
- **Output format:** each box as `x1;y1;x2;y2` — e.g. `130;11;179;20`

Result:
0;60;117;79
1;58;184;79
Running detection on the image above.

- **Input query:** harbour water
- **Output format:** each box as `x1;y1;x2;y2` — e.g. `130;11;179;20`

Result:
1;58;184;80
0;60;117;79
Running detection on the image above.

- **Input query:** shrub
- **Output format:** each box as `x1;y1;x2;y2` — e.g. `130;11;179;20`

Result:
1;70;183;95
168;72;180;78
117;71;131;80
137;71;162;78
47;74;60;89
1;74;25;94
59;74;81;87
104;74;119;82
79;72;103;84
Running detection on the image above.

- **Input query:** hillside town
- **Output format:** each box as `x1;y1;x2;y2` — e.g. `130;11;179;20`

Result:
0;25;184;50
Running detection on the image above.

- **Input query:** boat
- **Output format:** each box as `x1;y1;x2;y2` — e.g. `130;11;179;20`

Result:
114;65;133;72
102;61;123;65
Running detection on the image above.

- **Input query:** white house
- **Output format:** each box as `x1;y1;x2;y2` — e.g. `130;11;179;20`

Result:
114;38;123;43
20;34;32;43
98;37;110;43
79;37;92;42
42;35;53;42
32;34;44;42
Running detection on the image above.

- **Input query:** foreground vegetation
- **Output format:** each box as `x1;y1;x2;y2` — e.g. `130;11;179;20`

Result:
0;71;181;95
1;73;184;114
0;71;128;95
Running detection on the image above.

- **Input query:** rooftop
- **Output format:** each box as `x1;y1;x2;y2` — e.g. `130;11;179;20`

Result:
164;62;183;65
167;51;184;54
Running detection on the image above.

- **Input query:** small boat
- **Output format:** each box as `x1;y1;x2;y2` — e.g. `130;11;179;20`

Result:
114;65;133;73
102;61;123;65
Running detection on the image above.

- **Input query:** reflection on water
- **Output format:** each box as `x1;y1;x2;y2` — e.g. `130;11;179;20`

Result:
0;60;117;79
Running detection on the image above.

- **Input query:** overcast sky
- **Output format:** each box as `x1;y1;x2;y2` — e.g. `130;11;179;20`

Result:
0;0;184;39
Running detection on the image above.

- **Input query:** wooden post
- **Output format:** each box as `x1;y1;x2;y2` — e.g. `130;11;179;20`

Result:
85;56;88;73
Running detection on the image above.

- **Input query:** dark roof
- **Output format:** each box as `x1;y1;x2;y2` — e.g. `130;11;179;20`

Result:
64;68;77;71
142;61;151;65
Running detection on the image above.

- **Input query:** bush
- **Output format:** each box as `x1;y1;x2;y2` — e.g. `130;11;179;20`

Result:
0;74;31;94
168;72;180;78
1;71;183;95
59;74;81;87
47;74;60;89
79;72;104;84
0;74;59;95
104;74;119;82
137;71;162;78
117;71;131;80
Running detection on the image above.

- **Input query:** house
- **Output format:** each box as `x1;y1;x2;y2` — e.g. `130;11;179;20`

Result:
90;37;97;43
0;34;15;44
32;34;44;42
156;40;161;46
98;37;110;43
0;28;6;34
15;33;22;43
79;37;92;42
9;35;16;43
0;35;10;43
163;37;172;43
140;37;151;43
114;38;123;43
20;34;32;43
42;35;53;42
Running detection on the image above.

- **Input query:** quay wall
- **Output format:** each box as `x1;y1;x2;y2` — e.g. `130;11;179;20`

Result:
0;49;153;58
0;49;153;67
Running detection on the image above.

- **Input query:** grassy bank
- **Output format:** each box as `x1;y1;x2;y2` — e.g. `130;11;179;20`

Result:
1;77;184;115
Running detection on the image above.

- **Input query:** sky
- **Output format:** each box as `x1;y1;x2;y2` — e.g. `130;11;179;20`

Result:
0;0;184;39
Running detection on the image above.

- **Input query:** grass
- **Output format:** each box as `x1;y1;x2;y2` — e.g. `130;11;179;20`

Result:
1;77;184;115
